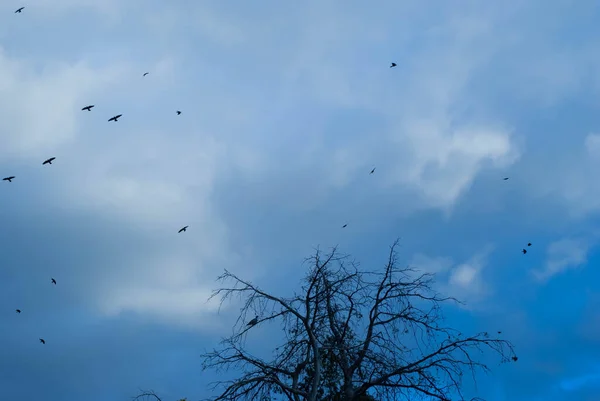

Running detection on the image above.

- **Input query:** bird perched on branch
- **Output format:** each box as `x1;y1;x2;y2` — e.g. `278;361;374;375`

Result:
246;315;259;327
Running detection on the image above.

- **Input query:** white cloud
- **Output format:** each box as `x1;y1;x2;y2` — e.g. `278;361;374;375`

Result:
449;263;478;287
0;44;239;329
66;130;223;223
0;48;133;161
585;133;600;156
533;134;600;218
390;124;518;212
91;235;244;331
410;248;493;308
533;238;590;282
410;254;454;275
271;2;523;212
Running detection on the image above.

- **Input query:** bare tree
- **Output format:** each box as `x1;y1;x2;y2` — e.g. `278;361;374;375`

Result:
132;389;186;401
201;239;517;401
133;390;163;401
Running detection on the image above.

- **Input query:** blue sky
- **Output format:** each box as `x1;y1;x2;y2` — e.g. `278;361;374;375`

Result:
1;0;600;400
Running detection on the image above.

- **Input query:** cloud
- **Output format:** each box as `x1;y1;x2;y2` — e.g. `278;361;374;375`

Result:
0;41;236;327
4;0;125;25
584;132;600;155
410;254;454;275
0;0;587;337
389;124;518;213
2;1;600;400
0;47;133;161
0;46;239;330
533;238;590;282
560;367;600;392
410;247;493;308
536;134;600;218
264;2;523;213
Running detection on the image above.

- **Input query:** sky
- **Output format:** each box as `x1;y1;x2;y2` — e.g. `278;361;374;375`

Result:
0;0;600;400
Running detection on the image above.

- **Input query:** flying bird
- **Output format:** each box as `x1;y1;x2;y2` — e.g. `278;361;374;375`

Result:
39;338;45;344
15;7;24;13
342;224;347;228
3;176;15;182
512;356;518;362
503;177;509;180
370;167;376;174
81;105;94;111
246;315;259;327
522;249;527;255
527;242;532;246
51;278;56;285
108;114;122;122
178;226;188;233
15;309;21;314
42;157;55;165
176;110;181;115
143;72;149;77
390;62;397;68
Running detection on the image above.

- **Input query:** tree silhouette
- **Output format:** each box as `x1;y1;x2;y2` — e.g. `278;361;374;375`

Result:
201;239;516;401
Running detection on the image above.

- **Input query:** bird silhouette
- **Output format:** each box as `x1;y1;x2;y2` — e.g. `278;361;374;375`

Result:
143;72;149;77
51;278;56;285
512;356;518;362
81;105;94;111
522;249;527;254
42;157;55;165
246;315;259;327
15;309;21;314
527;242;532;246
176;110;181;115
370;167;376;174
390;62;397;68
39;338;45;344
503;177;509;180
108;114;122;122
15;7;24;13
178;226;188;233
3;176;15;182
342;224;347;228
